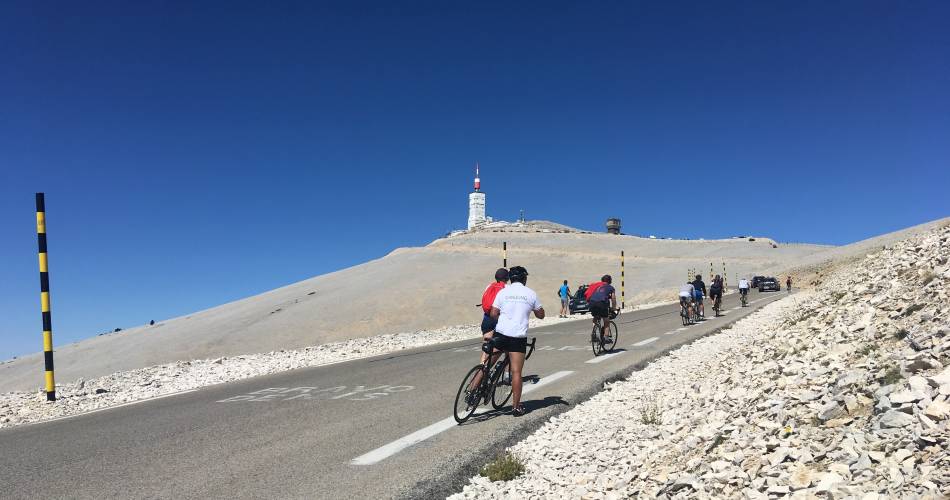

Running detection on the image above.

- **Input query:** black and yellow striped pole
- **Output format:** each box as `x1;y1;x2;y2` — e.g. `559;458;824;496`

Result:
36;193;56;401
710;262;714;281
502;241;507;268
620;250;625;309
722;262;727;288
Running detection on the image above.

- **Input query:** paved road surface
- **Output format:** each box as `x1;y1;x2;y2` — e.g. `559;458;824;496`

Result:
0;291;790;499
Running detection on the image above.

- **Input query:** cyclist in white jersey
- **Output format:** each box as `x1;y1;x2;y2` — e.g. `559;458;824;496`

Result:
738;277;750;296
489;266;544;417
679;282;695;317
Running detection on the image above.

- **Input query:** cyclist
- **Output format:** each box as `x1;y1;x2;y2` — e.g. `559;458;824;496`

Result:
691;274;707;318
786;276;792;293
709;274;724;312
738;276;750;303
480;268;508;336
558;280;572;318
476;268;509;368
488;266;544;417
587;275;617;342
679;281;695;319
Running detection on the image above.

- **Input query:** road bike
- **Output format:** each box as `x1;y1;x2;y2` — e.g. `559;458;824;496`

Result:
712;293;722;317
740;289;748;307
453;337;537;424
692;299;702;323
680;299;692;326
591;309;620;356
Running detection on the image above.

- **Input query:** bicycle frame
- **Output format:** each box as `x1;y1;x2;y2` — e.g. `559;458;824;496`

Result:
476;337;537;395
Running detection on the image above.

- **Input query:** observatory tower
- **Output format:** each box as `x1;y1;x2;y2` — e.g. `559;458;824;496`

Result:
467;162;486;229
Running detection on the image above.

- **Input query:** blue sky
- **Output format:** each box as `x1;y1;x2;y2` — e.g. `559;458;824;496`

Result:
1;1;947;359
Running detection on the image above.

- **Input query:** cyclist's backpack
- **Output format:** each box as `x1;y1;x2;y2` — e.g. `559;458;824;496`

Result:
481;282;505;314
584;281;605;301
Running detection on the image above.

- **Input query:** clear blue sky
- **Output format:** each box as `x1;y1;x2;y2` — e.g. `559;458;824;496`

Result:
1;1;947;359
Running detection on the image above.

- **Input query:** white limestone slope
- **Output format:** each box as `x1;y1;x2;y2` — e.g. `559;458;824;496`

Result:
0;222;833;393
452;221;950;499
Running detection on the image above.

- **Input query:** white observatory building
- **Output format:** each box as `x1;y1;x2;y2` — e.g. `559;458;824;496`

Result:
467;162;487;229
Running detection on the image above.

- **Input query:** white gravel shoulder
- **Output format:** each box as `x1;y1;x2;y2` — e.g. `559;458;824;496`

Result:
451;224;950;499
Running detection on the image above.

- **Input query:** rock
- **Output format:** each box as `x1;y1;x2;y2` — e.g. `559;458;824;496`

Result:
815;472;844;492
904;355;940;373
875;396;892;413
878;410;915;428
94;388;109;394
817;401;846;422
889;389;928;404
907;375;929;392
923;399;949;419
824;417;853;428
850;454;872;472
789;466;813;489
766;484;790;495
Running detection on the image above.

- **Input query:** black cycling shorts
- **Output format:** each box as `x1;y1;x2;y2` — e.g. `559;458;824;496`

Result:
491;332;527;353
710;289;722;301
590;300;610;319
480;314;498;334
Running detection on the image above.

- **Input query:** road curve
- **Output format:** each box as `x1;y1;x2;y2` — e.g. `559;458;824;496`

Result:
0;291;790;499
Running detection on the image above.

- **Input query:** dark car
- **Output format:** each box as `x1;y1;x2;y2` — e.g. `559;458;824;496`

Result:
569;285;590;314
759;277;781;292
751;276;767;289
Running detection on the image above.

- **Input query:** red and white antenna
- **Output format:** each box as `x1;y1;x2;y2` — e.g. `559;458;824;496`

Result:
474;161;481;191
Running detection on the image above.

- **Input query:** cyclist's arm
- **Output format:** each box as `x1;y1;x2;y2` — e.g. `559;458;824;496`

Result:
490;306;501;320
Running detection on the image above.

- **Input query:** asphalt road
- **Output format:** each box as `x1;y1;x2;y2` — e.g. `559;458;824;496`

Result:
0;291;790;499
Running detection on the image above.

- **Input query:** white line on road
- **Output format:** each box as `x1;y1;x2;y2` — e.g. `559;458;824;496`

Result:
676;327;688;331
350;370;575;466
664;330;677;335
585;351;626;364
632;336;659;347
39;389;199;427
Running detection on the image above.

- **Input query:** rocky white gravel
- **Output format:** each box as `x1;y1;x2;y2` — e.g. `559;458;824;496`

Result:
0;301;668;430
451;224;950;499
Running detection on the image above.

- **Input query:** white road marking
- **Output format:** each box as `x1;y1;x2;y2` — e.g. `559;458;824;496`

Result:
663;330;678;335
585;351;626;364
39;389;199;426
632;336;659;347
676;327;688;331
350;370;575;465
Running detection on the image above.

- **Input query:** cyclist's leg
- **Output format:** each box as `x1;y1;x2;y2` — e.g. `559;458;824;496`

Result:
469;349;501;391
508;351;525;409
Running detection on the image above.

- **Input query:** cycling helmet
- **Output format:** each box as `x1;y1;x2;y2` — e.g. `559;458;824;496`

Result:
508;266;529;283
494;268;509;281
601;274;612;284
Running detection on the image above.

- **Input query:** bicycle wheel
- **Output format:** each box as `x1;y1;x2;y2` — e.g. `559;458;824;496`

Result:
591;323;604;356
602;320;618;352
681;305;689;326
491;361;513;410
453;365;485;424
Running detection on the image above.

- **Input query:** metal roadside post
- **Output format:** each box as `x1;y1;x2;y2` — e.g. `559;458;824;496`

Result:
723;262;728;288
620;250;625;310
503;241;507;268
36;193;56;401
